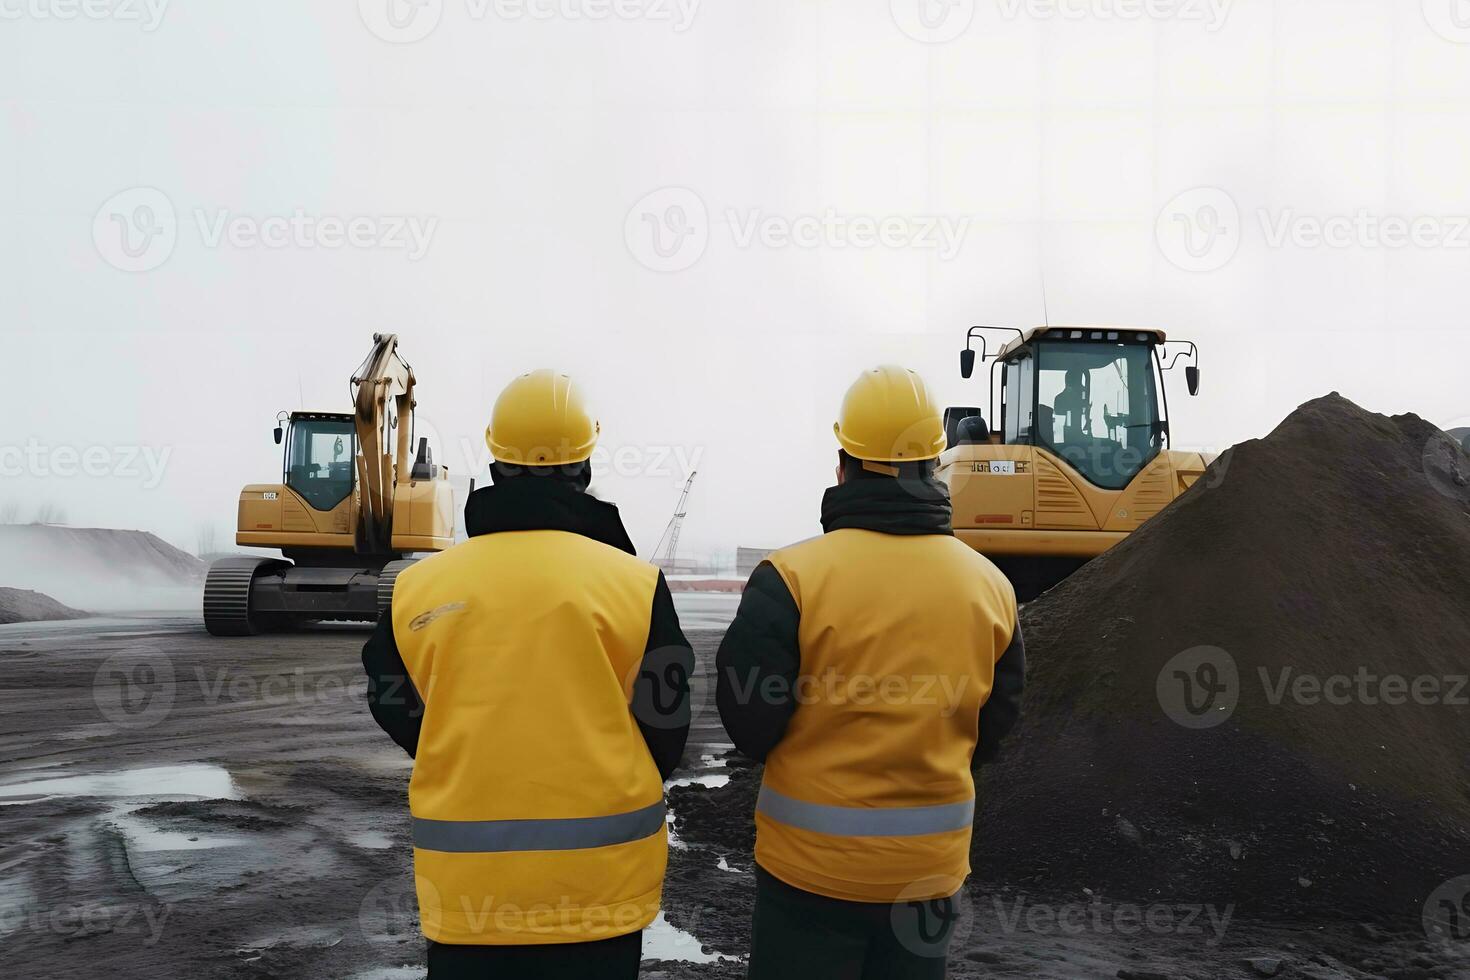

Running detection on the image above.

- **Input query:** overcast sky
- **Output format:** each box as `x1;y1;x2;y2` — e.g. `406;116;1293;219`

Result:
3;1;1469;558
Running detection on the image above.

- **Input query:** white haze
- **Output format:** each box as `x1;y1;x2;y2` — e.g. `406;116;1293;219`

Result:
3;2;1469;561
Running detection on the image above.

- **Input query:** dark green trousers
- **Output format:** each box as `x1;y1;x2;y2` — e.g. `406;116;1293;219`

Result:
748;868;960;980
427;930;641;979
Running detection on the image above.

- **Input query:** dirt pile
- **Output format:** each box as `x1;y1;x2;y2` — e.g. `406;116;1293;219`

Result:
675;395;1470;929
0;587;89;624
974;393;1470;923
0;524;204;611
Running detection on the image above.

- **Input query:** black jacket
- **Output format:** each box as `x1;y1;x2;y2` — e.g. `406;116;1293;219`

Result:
714;476;1026;766
361;479;694;781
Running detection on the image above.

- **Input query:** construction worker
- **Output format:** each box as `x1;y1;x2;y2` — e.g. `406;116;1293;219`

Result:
362;369;693;980
1053;366;1092;442
716;365;1026;979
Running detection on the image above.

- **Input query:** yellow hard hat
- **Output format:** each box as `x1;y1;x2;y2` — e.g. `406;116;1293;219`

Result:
485;369;600;466
833;365;946;463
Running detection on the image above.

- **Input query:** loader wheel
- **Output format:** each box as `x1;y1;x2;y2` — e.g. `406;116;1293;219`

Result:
203;556;290;637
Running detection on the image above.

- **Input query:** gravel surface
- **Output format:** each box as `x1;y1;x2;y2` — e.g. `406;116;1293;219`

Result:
4;409;1470;980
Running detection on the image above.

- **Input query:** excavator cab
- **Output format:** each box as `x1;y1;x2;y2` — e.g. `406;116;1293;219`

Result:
204;334;456;636
939;325;1207;599
282;414;357;512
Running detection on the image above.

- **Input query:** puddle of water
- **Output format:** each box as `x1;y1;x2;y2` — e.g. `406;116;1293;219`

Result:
49;725;114;742
670;592;739;630
699;754;729;768
350;830;395;850
241;925;345;951
643;910;733;964
0;764;240;805
665;811;687;851
109;805;247;852
667;773;730;790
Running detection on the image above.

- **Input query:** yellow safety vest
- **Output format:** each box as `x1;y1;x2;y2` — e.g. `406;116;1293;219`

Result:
391;529;665;945
756;528;1017;903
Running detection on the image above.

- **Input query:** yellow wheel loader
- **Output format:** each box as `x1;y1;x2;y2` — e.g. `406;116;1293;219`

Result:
204;334;455;635
938;325;1209;600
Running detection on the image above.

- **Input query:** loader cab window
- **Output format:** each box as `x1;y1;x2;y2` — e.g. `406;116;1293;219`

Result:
285;418;356;511
1034;341;1162;490
1001;353;1034;445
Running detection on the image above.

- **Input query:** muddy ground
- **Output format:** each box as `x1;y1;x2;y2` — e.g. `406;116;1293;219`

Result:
1;614;1466;978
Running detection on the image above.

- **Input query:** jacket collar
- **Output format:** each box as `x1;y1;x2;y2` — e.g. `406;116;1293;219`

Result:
820;476;953;536
464;480;638;555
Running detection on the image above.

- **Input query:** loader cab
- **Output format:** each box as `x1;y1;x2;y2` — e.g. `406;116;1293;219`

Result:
280;412;357;512
1007;331;1163;490
959;326;1197;491
945;324;1204;600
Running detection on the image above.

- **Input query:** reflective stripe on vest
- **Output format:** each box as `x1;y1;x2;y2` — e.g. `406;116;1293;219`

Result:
414;800;666;853
757;784;974;838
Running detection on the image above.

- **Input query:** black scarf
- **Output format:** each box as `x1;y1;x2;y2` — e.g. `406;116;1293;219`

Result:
819;477;953;536
463;479;637;555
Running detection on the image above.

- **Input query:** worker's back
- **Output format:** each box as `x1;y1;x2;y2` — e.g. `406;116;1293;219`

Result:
756;528;1017;902
715;364;1025;978
390;528;667;945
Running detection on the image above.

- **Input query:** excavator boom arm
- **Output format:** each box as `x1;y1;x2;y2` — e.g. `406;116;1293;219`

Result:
351;333;415;554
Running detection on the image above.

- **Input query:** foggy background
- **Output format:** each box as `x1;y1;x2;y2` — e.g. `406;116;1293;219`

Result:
3;0;1468;560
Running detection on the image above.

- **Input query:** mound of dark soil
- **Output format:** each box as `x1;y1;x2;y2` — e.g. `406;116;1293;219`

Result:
0;587;89;624
974;393;1470;923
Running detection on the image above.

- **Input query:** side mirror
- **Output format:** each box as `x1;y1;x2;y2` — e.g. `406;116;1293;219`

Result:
1185;366;1200;396
960;348;976;379
273;426;284;445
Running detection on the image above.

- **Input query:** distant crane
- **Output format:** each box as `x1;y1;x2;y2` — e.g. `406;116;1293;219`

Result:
651;471;697;573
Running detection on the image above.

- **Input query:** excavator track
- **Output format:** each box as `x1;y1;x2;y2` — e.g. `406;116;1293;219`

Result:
203;556;291;637
376;559;419;618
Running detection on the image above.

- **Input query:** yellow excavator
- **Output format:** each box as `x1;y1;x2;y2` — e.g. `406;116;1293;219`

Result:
204;334;456;635
938;325;1209;599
